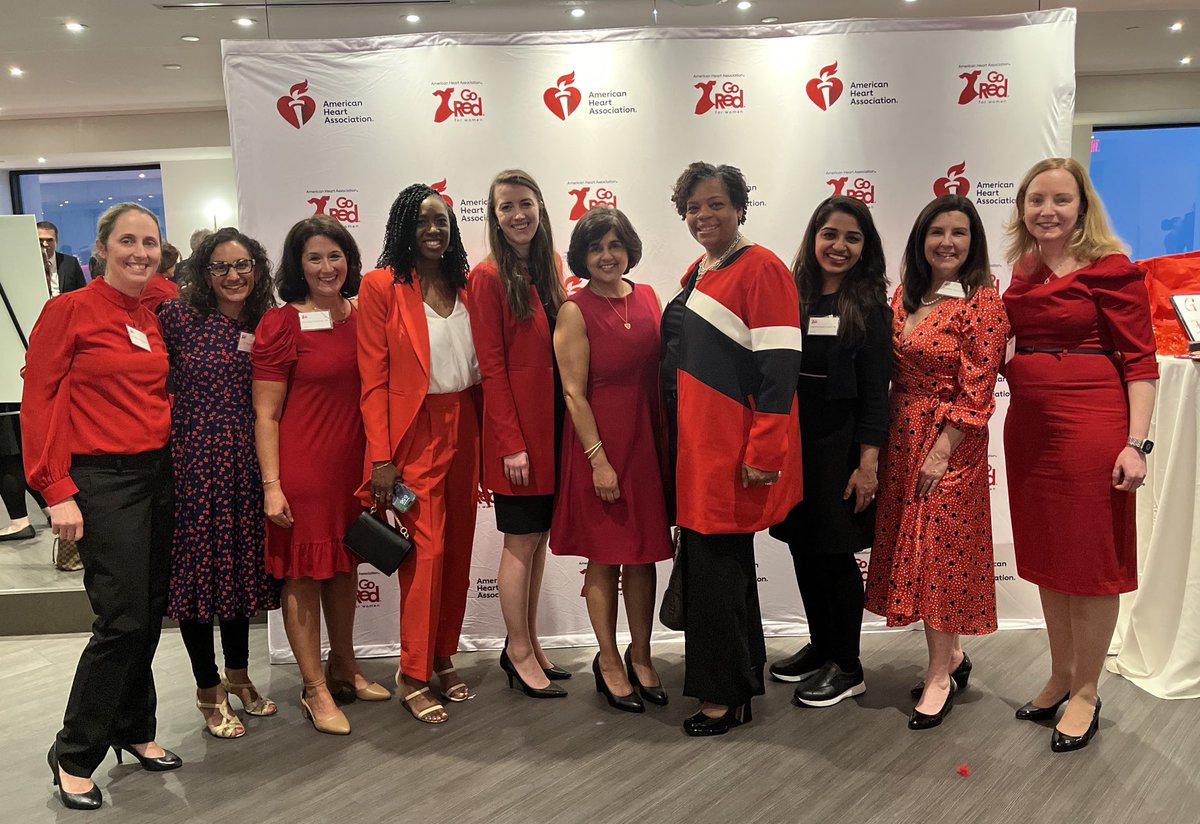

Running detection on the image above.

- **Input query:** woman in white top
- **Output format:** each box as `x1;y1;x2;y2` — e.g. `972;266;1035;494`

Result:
357;184;481;725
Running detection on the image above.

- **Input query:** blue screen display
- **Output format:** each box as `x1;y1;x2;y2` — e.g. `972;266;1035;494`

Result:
1089;125;1200;261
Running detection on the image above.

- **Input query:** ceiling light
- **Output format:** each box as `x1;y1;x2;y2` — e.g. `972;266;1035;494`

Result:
138;173;146;178
65;22;87;33
737;1;752;9
570;8;585;18
1182;56;1193;65
181;35;200;42
163;64;182;70
37;157;46;164
9;67;24;77
234;18;256;27
64;200;69;204
406;14;420;23
107;197;113;200
98;200;104;204
1170;22;1183;32
760;17;779;24
148;195;154;199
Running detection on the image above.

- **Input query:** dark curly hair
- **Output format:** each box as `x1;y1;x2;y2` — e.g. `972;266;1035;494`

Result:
485;169;565;321
566;206;643;279
791;196;887;347
179;227;276;328
377;184;469;288
275;214;362;303
901;196;993;314
670;161;750;223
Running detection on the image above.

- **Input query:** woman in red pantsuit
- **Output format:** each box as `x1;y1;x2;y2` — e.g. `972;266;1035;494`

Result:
864;196;1008;731
1002;158;1157;753
468;170;570;698
359;184;481;724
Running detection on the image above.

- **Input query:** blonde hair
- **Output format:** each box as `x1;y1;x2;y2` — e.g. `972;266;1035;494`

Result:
1004;157;1125;266
95;202;161;251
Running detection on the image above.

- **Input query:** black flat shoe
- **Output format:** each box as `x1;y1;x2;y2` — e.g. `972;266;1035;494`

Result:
1015;692;1070;721
1051;698;1101;752
593;654;644;713
792;662;866;708
0;524;35;542
910;651;973;698
769;643;827;683
908;680;957;730
682;702;752;737
624;646;668;706
113;744;183;771
48;744;102;811
499;649;567;698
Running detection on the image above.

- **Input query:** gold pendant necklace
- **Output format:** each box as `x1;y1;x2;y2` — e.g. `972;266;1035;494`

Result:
596;287;631;329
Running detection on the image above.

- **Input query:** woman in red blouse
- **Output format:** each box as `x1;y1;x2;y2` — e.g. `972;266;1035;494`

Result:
24;203;182;811
468;170;570;698
1003;158;1157;753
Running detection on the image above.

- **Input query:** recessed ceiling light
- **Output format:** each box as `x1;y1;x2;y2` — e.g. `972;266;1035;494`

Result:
64;200;69;205
234;18;256;27
405;14;420;23
163;64;182;70
1182;56;1193;65
37;157;46;164
98;200;105;204
1170;22;1183;32
65;22;87;33
148;195;154;199
9;66;24;77
760;17;779;24
737;1;752;9
107;197;113;200
570;8;585;18
181;35;200;43
138;173;146;179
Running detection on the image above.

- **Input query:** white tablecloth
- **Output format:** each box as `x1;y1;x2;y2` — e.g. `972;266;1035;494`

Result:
1109;355;1200;699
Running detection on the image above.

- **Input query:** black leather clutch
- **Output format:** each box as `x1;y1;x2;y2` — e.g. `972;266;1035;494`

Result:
343;509;413;576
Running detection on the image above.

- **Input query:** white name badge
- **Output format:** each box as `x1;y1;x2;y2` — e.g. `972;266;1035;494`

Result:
936;281;967;299
298;310;332;331
238;332;255;352
1005;336;1016;365
809;316;840;336
126;325;151;351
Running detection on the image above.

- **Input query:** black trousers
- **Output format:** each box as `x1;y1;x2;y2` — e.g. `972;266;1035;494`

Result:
788;548;864;671
682;529;766;706
178;618;251;690
56;449;173;777
1;453;46;519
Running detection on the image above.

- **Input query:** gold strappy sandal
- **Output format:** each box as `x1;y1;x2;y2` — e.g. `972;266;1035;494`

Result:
400;686;448;724
196;692;246;739
221;672;278;716
434;667;475;702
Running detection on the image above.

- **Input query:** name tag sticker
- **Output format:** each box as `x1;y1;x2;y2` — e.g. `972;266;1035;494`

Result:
809;316;840;336
936;281;967;299
127;325;151;351
1005;336;1016;365
238;332;255;352
298;310;332;331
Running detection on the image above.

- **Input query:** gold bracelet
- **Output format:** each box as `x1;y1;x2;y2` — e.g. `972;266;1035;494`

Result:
262;478;280;486
371;460;393;469
584;440;603;459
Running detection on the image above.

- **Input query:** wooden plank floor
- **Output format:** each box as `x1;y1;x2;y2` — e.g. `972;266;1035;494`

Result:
4;627;1198;823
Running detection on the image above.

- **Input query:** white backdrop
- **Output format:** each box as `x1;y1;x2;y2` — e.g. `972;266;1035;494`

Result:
221;9;1076;662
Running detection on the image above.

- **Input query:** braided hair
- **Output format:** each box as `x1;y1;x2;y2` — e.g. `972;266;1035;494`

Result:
377;184;470;288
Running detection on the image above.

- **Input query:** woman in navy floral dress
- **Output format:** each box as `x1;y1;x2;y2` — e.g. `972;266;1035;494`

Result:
158;228;280;739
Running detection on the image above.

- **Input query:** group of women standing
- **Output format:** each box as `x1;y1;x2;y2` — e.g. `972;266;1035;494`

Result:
21;155;1155;811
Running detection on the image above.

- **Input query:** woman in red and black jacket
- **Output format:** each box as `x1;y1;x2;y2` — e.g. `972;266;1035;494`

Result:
23;203;182;811
468;169;570;698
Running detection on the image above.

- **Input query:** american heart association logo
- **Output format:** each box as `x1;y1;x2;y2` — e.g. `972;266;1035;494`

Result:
805;62;843;111
934;162;971;197
430;179;455;211
277;80;316;129
543;71;582;121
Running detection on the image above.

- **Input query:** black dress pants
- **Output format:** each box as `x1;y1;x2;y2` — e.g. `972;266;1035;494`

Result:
789;548;864;671
682;529;766;706
56;449;173;777
178;618;251;690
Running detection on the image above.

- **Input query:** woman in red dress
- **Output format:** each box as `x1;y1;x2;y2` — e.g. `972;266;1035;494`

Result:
1003;158;1157;753
550;207;673;714
252;215;389;736
468;170;570;698
864;196;1008;730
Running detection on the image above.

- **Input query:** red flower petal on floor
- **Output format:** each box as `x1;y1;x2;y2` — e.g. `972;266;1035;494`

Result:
956;764;971;777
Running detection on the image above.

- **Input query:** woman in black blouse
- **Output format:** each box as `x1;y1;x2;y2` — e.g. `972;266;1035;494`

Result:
769;196;891;708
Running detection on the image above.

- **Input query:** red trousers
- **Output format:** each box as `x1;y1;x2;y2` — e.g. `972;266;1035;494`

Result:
396;389;479;680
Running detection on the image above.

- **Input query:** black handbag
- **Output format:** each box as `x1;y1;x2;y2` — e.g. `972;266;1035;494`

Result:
343;507;413;576
658;527;685;631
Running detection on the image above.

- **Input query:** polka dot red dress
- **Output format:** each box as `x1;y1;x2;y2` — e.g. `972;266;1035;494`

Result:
864;286;1008;635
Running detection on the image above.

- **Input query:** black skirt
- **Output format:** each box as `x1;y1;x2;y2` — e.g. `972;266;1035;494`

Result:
492;493;555;535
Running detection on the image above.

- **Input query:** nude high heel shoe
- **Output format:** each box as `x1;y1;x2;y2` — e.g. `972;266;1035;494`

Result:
299;680;350;735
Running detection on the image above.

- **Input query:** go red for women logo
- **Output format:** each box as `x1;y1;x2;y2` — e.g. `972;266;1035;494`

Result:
432;87;484;122
277;80;316;129
827;176;876;205
544;71;582;121
568;186;617;220
958;69;1010;105
357;578;381;604
430;179;455;210
806;63;844;111
307;194;360;225
933;162;971;197
694;80;745;114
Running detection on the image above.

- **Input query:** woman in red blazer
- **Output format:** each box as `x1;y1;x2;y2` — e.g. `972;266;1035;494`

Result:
468;170;569;698
359;184;480;724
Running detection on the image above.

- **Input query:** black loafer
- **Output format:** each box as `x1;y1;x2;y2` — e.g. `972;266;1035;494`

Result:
1050;698;1101;752
1015;692;1070;721
792;662;866;708
769;644;827;683
0;524;36;542
682;702;752;737
908;680;956;730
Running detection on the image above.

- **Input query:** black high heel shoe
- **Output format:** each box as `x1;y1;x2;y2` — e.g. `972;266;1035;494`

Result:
499;648;567;699
908;679;956;730
593;654;644;713
624;646;668;705
682;701;752;737
1050;698;1101;752
1015;692;1070;721
502;636;572;681
909;651;972;698
112;744;183;772
47;744;102;811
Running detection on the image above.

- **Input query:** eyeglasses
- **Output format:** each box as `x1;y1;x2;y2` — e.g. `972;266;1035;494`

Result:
207;259;254;276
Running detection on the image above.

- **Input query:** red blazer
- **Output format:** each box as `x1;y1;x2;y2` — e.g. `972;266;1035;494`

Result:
467;258;557;496
356;266;474;503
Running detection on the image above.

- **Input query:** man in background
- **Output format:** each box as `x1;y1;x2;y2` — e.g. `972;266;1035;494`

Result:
36;221;86;296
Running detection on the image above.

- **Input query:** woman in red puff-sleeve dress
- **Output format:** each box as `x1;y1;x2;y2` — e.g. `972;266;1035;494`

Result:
1002;158;1157;753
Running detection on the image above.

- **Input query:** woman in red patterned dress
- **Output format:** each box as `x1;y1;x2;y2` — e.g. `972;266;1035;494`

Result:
865;196;1008;730
1002;158;1157;752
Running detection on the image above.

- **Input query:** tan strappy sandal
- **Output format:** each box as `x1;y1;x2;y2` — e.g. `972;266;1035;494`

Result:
434;667;475;702
196;692;246;739
221;672;278;716
400;686;448;724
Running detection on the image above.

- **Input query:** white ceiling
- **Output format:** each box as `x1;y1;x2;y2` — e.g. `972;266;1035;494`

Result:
0;0;1196;120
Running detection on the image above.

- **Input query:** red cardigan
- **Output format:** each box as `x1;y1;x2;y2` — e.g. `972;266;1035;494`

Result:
467;258;558;496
